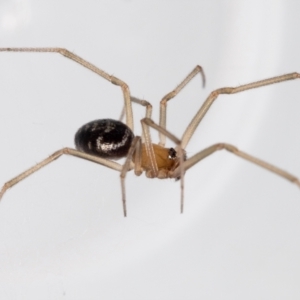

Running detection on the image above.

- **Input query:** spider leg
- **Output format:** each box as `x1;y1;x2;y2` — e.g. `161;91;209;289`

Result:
0;148;122;201
172;143;300;187
132;136;143;177
159;65;205;147
0;47;134;131
119;96;152;144
141;118;186;212
181;72;300;149
120;136;142;217
141;118;159;177
119;96;153;121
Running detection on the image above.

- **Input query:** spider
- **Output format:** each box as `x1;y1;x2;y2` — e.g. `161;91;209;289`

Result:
0;47;299;217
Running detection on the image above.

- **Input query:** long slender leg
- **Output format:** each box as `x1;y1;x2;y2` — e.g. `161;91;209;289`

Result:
141;118;186;212
120;136;141;217
132;96;153;119
172;143;300;188
141;119;159;177
159;65;205;147
119;96;153;121
0;148;122;200
119;96;152;142
181;72;300;149
133;136;143;176
0;47;134;131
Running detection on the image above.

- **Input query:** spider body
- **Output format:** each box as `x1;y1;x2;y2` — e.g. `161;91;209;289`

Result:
75;119;181;179
0;47;299;217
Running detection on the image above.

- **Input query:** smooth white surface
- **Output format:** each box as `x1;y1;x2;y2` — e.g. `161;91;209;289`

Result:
0;1;300;299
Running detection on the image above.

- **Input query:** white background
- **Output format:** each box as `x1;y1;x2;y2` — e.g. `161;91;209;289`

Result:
0;1;300;299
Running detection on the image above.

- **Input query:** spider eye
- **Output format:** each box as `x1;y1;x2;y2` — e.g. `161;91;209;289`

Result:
168;148;177;159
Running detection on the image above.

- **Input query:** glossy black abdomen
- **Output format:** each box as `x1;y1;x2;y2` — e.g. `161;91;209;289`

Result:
75;119;134;160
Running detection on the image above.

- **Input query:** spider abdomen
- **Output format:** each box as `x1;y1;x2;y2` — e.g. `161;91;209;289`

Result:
75;119;134;160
